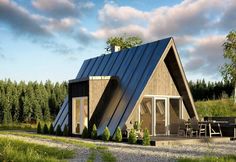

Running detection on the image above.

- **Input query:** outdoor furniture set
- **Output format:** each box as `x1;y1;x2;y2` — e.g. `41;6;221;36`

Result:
178;118;224;138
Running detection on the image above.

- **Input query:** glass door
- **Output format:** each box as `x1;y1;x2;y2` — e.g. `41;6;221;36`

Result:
72;97;88;135
154;98;168;135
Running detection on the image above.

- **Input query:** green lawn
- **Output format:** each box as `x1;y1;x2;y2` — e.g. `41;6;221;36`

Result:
0;131;116;162
0;137;74;162
195;98;236;119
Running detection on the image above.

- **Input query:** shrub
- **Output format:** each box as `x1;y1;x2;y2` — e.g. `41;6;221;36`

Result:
56;124;62;136
91;124;97;139
63;125;69;136
114;127;122;142
102;127;110;141
142;128;150;146
43;124;49;134
37;122;41;134
128;129;137;144
49;123;54;135
82;126;89;138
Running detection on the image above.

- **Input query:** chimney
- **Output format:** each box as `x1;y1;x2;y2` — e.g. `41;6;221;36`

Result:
111;45;121;52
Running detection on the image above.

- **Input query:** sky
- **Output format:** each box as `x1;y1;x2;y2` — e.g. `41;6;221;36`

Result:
0;0;235;83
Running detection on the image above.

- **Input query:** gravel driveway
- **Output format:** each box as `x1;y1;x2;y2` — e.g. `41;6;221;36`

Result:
1;133;235;162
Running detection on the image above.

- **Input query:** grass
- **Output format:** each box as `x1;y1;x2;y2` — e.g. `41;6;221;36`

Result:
0;123;37;131
179;155;236;162
0;137;74;162
0;131;116;162
195;98;236;119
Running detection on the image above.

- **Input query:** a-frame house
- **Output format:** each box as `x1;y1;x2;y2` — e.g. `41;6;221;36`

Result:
53;37;198;137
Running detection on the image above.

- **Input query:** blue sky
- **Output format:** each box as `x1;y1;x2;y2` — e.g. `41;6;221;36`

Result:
0;0;235;82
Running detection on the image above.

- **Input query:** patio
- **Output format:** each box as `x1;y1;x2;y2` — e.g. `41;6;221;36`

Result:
150;136;231;146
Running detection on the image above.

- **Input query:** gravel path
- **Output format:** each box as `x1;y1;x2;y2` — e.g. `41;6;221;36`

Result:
0;133;235;162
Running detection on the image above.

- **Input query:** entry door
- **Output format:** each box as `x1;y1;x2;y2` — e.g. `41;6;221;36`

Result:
154;98;168;135
72;97;88;134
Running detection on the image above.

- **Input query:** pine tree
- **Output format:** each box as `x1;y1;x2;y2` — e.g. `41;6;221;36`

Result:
91;124;97;139
37;122;42;134
82;126;89;138
114;127;122;142
63;125;69;136
128;129;137;144
56;124;62;136
49;123;54;135
142;128;150;146
43;124;49;134
102;127;110;141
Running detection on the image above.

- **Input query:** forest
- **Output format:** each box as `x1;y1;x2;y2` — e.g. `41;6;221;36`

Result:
0;79;234;124
0;79;67;124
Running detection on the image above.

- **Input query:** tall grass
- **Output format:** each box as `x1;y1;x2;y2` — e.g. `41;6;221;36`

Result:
0;137;74;162
195;98;236;119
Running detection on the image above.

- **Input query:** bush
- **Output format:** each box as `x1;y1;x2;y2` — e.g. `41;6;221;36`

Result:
49;123;54;135
63;125;69;136
128;129;137;144
43;124;49;134
37;122;41;134
142;128;150;145
102;127;110;141
55;124;62;136
82;126;89;138
114;127;122;142
91;124;97;139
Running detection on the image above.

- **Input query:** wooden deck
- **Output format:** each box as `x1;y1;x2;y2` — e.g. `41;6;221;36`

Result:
150;136;231;146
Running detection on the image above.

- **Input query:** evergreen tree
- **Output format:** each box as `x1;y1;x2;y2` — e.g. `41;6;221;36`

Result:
91;124;97;139
37;122;42;134
82;126;89;138
49;123;54;135
63;125;69;136
128;129;137;144
56;124;62;136
142;128;150;146
43;124;49;134
102;127;110;141
114;127;122;142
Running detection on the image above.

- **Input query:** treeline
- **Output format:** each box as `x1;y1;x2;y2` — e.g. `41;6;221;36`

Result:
189;80;234;101
0;79;67;124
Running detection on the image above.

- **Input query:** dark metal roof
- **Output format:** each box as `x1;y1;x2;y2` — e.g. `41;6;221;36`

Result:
76;37;172;135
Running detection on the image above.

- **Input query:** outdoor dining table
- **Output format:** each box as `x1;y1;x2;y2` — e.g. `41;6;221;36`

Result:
185;120;227;138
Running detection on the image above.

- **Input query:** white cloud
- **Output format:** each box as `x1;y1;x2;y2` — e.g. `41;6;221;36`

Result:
32;0;95;18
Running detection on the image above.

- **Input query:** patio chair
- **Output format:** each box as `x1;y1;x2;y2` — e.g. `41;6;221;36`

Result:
177;119;188;137
189;117;207;137
189;117;199;137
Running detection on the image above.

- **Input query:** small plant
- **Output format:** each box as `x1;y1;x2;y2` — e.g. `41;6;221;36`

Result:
82;126;89;138
102;127;110;141
63;125;69;136
142;128;150;146
128;129;137;144
56;124;62;136
49;123;54;135
43;124;49;134
91;124;97;139
114;127;122;142
37;122;42;134
133;121;141;131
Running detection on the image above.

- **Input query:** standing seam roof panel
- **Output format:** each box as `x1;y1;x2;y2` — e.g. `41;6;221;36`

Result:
94;54;111;76
118;38;171;133
89;55;105;76
107;41;161;134
81;57;98;78
76;59;90;79
97;47;139;132
101;52;119;75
